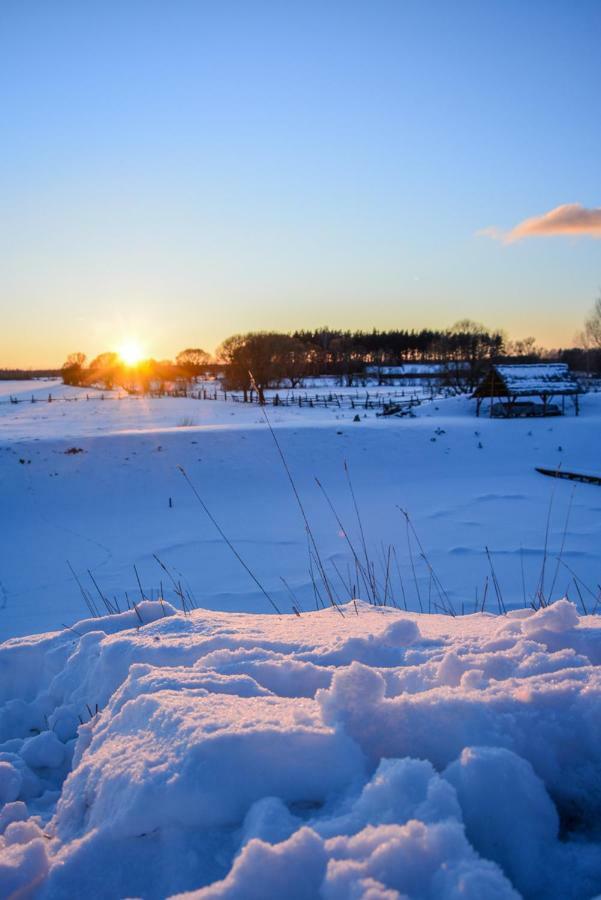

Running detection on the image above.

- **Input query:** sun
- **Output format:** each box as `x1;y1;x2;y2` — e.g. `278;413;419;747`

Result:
118;339;145;367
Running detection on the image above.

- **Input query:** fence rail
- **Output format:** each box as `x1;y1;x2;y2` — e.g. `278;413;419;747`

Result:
222;389;437;410
1;384;460;412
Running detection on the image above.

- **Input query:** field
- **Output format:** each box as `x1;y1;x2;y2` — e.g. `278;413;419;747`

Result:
1;378;600;639
2;379;601;899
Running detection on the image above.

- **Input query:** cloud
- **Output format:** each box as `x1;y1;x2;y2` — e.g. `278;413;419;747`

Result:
475;225;505;241
478;203;601;244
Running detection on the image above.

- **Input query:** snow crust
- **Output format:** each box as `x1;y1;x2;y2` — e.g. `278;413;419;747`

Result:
1;599;601;898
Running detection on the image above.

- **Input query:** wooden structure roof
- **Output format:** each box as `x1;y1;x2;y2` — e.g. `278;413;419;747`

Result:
473;364;581;399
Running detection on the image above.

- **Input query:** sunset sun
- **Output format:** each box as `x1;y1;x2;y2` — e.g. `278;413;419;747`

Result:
118;339;144;367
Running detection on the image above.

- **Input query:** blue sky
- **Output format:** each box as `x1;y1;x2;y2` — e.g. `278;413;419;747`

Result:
1;0;600;365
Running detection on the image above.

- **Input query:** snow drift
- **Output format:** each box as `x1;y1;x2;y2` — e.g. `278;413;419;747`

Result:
1;599;601;899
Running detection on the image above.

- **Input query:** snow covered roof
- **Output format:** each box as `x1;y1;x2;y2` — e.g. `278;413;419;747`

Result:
474;363;580;397
365;362;469;375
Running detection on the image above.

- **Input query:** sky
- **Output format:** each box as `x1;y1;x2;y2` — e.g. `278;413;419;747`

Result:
1;0;600;367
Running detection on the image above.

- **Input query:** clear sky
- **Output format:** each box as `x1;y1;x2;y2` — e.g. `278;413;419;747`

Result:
1;0;600;367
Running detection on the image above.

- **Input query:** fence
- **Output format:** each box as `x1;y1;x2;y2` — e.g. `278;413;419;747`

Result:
3;374;598;415
222;389;438;411
0;383;462;413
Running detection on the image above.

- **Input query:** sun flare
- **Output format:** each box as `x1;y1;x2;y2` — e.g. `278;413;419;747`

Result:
118;339;144;367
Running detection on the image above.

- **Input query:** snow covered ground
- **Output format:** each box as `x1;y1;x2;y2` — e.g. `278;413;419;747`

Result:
1;380;600;639
1;599;601;898
2;380;601;898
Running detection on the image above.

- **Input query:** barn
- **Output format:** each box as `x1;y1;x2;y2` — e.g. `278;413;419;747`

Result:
472;363;581;417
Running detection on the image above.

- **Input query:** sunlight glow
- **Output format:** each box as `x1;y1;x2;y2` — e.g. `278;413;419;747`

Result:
118;339;145;367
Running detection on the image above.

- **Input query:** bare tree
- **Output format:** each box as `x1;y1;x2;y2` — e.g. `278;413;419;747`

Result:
584;295;601;348
218;332;308;403
217;334;251;400
506;336;539;359
176;348;210;379
449;319;504;386
88;352;121;390
61;353;86;385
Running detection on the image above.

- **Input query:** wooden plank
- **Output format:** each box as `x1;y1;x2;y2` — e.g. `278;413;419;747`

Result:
536;467;601;486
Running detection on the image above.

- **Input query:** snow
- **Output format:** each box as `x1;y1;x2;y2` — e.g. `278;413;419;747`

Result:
1;383;601;641
444;746;559;897
364;363;468;375
0;600;600;897
491;364;579;396
2;381;601;897
0;378;434;443
0;762;21;805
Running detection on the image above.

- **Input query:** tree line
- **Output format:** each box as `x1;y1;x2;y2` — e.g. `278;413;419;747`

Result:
0;368;61;380
61;348;211;391
61;303;601;398
61;323;508;396
217;323;508;401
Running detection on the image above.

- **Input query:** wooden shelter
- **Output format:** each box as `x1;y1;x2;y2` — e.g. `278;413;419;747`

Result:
473;363;581;417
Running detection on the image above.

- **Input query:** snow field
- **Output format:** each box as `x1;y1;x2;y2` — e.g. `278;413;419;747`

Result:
1;599;601;898
2;381;601;897
2;386;601;639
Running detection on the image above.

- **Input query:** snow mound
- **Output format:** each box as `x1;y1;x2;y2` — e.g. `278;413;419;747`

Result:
1;598;601;898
